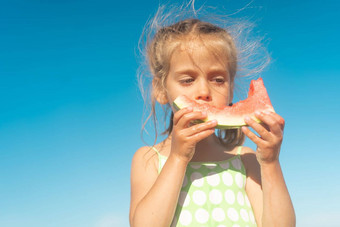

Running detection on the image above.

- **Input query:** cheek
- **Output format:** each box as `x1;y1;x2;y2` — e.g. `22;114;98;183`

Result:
165;83;189;103
215;96;230;108
214;87;232;106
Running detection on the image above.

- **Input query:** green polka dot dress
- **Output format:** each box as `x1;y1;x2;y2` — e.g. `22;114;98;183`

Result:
154;146;257;227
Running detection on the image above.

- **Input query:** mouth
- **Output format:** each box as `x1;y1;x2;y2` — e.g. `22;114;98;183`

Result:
194;100;211;105
191;100;223;110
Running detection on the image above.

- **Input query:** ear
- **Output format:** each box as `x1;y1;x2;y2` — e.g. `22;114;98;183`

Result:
152;79;168;105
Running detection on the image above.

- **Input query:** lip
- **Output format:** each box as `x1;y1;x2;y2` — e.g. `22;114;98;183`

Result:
193;100;215;106
194;100;210;105
194;100;220;108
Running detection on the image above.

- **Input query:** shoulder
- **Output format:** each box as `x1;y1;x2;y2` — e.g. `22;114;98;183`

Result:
239;146;255;155
130;146;159;198
130;146;160;223
131;146;158;173
239;146;257;161
239;146;257;163
132;146;153;161
239;146;261;179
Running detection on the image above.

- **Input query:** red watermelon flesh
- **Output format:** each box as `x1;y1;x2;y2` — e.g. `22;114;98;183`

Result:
173;78;275;129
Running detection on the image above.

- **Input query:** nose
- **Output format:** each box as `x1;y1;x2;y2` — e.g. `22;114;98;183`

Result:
195;79;211;101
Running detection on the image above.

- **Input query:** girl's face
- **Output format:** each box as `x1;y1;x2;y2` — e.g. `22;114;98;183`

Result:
163;40;233;110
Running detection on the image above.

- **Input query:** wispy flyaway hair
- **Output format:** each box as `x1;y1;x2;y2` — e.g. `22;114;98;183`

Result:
137;0;270;147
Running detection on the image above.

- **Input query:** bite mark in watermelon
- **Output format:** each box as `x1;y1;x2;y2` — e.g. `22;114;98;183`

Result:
173;78;275;129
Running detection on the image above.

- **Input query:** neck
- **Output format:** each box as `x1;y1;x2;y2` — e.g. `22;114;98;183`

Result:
164;133;219;148
164;132;221;155
196;134;220;152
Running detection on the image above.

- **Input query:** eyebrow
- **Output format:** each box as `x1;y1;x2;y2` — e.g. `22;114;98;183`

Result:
207;69;229;77
173;69;198;76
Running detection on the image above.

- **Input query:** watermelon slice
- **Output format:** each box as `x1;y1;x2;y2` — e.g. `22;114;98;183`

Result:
173;78;275;129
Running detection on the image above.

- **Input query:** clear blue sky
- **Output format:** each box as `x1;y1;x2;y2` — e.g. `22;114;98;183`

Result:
1;0;339;226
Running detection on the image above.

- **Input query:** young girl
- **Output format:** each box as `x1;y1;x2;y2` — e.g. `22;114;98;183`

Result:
130;9;295;227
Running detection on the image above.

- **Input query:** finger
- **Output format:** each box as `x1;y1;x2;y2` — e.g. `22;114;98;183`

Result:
264;111;285;130
184;120;217;137
241;126;266;146
255;111;283;137
173;107;193;125
189;128;216;144
245;115;272;141
177;111;208;128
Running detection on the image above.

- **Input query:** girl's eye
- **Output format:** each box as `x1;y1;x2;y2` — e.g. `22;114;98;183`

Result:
213;77;225;84
180;78;194;85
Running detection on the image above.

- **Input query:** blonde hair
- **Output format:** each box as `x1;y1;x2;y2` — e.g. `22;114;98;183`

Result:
137;2;270;148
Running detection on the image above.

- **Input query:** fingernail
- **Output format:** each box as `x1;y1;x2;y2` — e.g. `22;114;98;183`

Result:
264;110;271;115
245;116;251;122
187;107;193;111
202;111;207;116
255;111;261;116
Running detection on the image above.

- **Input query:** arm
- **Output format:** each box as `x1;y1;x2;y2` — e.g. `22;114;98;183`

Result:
129;147;188;227
130;108;217;227
242;111;296;227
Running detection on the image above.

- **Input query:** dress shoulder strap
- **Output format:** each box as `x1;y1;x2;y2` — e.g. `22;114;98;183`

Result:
152;146;160;155
151;146;166;174
236;146;243;155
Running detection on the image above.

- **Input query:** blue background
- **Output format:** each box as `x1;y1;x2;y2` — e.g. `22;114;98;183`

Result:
1;0;339;226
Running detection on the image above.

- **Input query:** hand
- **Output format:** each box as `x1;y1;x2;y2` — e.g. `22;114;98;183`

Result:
242;111;285;165
170;107;217;164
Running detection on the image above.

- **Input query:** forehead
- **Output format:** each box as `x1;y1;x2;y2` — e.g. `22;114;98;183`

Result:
169;37;230;71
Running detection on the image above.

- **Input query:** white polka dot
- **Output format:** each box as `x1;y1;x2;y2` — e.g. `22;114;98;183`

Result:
190;163;201;169
182;175;188;188
237;191;245;206
227;208;239;221
240;209;249;222
192;190;206;205
224;189;235;204
195;208;209;224
207;172;220;186
191;172;204;187
222;171;233;186
219;161;230;169
249;210;255;224
178;191;190;207
206;163;217;169
245;194;251;207
212;208;225;222
209;189;222;204
232;158;242;170
235;172;244;188
179;210;192;226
